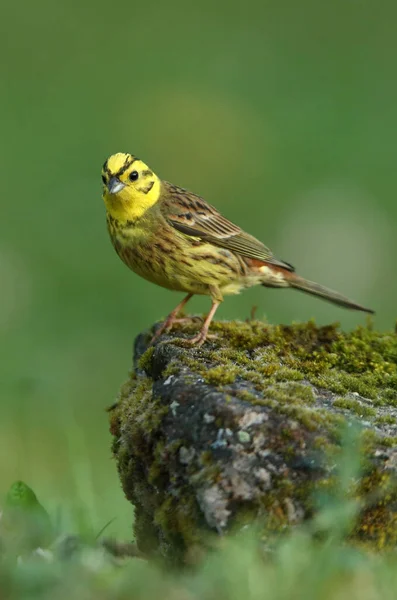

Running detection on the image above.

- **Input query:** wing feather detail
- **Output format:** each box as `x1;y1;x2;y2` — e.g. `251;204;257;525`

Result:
161;182;295;272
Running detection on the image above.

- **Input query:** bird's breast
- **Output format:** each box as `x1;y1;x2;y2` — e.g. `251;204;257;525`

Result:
106;214;263;296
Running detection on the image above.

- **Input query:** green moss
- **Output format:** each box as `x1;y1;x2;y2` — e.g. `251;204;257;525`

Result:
235;389;259;403
198;320;397;414
204;365;239;385
312;434;332;451
162;363;180;378
380;436;397;447
375;414;397;426
354;470;397;550
170;321;397;410
153;492;203;551
333;398;377;418
138;346;155;373
274;368;304;382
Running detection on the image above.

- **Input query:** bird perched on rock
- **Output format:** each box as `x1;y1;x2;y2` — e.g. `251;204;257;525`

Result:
102;152;374;345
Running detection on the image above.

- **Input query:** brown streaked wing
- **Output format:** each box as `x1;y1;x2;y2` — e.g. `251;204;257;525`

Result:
161;182;295;272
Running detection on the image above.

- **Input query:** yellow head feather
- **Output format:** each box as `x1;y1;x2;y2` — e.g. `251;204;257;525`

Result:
102;152;161;222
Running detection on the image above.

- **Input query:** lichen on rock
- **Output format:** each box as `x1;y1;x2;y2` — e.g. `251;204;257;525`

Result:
109;318;397;563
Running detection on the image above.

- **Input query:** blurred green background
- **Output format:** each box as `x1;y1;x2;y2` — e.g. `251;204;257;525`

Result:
1;0;396;537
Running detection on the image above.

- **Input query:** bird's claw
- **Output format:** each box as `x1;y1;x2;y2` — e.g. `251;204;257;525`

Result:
179;332;218;347
150;316;203;345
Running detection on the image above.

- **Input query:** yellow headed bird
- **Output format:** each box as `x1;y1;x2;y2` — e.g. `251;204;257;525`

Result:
102;153;374;345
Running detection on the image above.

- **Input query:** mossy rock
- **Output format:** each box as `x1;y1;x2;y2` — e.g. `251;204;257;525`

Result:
109;319;397;563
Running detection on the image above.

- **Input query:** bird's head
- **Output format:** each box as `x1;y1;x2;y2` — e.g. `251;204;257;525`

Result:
102;153;161;221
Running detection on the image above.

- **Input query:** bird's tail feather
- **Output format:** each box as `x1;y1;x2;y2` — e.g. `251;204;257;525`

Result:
287;274;374;314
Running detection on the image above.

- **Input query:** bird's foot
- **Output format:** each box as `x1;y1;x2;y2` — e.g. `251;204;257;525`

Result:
180;331;218;347
172;316;202;328
177;299;221;346
150;316;202;345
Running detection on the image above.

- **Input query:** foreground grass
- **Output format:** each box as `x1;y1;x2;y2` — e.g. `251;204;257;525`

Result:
1;523;397;600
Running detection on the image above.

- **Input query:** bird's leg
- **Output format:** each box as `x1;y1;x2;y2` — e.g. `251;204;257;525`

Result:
184;299;221;347
151;293;194;343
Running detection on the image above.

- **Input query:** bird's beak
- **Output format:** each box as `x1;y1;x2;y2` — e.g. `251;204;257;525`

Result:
107;177;126;194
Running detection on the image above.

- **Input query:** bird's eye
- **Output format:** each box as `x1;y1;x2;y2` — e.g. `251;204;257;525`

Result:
129;170;139;182
101;174;107;184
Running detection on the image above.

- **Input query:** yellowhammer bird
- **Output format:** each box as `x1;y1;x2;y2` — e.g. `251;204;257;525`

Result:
102;152;374;346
